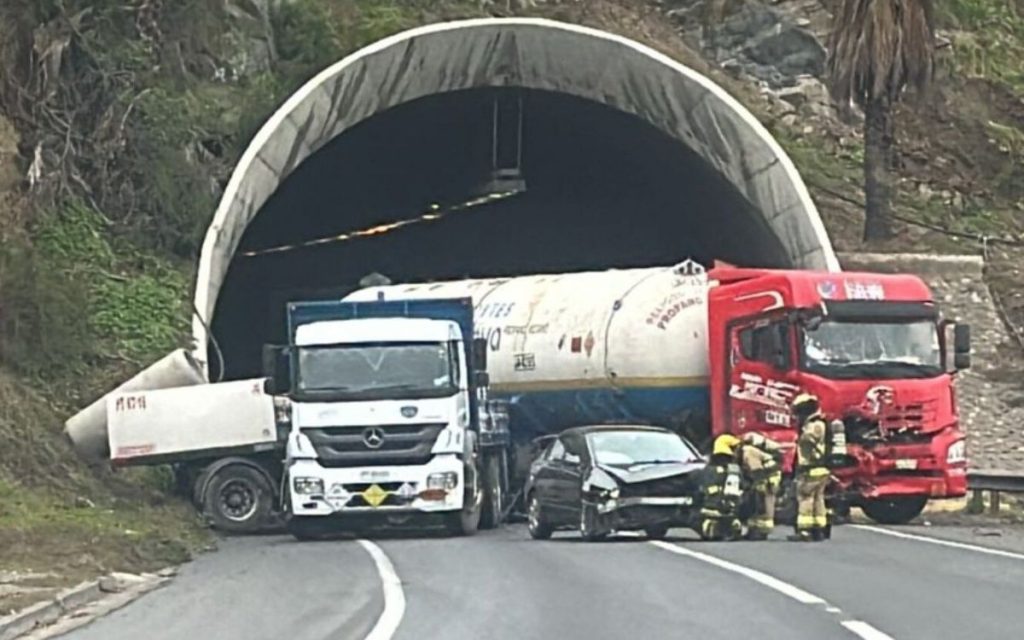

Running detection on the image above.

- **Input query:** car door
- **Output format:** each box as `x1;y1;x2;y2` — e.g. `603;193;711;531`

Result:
547;436;585;523
531;439;564;514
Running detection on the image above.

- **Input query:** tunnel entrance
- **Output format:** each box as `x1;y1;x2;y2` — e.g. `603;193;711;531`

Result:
195;18;838;381
213;88;788;379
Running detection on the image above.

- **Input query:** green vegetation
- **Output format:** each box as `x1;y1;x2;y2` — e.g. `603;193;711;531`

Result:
938;0;1024;94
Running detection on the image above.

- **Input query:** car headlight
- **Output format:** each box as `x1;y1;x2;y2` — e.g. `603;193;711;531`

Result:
293;477;324;495
603;487;620;500
946;439;967;465
427;472;459;490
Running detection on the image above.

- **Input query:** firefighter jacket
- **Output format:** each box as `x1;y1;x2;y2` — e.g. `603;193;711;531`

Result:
739;445;781;485
797;415;829;477
700;456;743;517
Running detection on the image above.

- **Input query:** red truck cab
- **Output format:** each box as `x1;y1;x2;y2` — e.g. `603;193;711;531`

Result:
707;266;971;524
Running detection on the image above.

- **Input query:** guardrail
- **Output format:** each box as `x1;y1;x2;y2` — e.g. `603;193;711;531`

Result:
967;471;1024;515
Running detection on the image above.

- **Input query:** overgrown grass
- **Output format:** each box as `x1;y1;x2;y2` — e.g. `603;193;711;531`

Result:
938;0;1024;94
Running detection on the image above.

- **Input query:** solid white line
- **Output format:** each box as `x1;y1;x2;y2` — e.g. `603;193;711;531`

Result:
842;620;896;640
648;541;825;604
357;540;406;640
853;524;1024;561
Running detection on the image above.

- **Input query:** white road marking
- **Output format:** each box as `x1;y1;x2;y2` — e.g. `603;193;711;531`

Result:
650;540;895;639
853;524;1024;561
357;540;406;640
648;540;824;604
842;620;896;640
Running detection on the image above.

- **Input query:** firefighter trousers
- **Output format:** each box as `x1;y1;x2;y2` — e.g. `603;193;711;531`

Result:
698;509;742;541
748;474;780;534
796;470;829;532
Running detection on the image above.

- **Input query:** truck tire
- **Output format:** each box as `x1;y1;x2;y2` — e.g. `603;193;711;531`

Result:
479;454;504;530
202;465;274;534
526;493;552;540
444;460;483;536
861;496;928;525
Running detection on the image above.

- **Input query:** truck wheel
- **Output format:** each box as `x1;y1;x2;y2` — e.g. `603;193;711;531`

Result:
202;465;274;534
861;496;928;525
479;454;504;530
526;493;552;540
444;460;483;536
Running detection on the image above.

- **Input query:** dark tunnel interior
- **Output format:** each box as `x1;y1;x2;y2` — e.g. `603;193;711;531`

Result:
210;88;792;380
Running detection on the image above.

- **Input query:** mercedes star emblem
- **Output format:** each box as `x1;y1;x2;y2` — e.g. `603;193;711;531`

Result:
362;427;385;449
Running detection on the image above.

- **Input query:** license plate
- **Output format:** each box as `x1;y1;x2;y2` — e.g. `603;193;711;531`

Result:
895;459;918;470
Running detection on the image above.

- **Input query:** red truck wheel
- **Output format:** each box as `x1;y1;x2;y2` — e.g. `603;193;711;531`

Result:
861;496;927;525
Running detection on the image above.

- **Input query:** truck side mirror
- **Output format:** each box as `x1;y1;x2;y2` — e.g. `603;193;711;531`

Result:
262;345;293;395
953;324;971;370
472;337;488;372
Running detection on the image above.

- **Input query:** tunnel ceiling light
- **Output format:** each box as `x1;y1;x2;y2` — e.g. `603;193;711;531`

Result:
239;189;523;258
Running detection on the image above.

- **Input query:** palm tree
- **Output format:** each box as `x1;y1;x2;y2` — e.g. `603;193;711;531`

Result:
826;0;936;241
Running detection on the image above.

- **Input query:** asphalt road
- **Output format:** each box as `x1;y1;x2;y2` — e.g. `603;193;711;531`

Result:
55;524;1024;640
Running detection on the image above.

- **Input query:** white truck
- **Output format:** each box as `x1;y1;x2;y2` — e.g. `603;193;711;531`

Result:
264;296;510;539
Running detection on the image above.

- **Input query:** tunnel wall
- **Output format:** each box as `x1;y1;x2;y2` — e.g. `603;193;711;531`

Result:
192;17;839;370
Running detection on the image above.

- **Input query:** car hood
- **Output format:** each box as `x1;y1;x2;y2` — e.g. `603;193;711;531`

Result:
597;461;705;484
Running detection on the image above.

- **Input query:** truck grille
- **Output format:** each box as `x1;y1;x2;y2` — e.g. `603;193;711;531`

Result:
304;423;446;467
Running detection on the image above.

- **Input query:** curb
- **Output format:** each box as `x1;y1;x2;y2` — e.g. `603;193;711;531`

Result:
0;570;174;640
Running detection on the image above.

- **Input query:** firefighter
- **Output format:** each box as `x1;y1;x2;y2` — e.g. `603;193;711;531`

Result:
696;434;744;541
789;393;830;542
738;432;783;540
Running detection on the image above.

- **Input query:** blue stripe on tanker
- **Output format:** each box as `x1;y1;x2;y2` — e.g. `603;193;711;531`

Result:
491;384;709;439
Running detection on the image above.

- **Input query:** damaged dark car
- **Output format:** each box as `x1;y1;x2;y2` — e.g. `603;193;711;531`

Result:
524;425;706;541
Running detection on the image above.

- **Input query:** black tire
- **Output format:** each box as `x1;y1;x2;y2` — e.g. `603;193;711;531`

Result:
287;516;334;541
202;465;274;534
479;454;504;530
645;525;670;540
444;460;483;536
861;496;928;525
579;503;607;542
526;493;552;540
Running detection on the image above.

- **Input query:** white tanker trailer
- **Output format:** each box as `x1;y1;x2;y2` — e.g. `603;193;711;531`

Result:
346;259;973;525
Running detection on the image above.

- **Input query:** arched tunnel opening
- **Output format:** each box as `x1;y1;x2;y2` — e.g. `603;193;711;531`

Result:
210;87;792;381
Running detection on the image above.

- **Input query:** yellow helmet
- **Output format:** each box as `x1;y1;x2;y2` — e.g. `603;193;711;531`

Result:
792;393;819;410
713;434;742;456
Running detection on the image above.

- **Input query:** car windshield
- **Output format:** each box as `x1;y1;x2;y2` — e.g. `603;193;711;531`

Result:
588;431;700;467
296;341;457;400
801;319;942;379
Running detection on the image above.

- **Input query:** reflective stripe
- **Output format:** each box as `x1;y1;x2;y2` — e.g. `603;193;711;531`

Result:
807;467;830;478
797;515;816;527
812;516;828;527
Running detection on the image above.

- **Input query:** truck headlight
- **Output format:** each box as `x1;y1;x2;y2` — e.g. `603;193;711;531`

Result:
946;440;967;465
427;472;458;490
293;477;324;495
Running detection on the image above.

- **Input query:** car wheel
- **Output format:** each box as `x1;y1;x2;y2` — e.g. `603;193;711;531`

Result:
527;493;552;540
645;525;670;540
579;503;607;542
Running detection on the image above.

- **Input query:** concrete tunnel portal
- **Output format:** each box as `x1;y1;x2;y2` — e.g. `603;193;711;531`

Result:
196;18;839;380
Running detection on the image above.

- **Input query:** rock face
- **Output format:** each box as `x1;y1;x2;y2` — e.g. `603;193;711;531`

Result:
839;253;1024;475
665;0;826;88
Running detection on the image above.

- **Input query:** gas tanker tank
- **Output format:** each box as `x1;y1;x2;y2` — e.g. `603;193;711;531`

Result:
343;261;712;438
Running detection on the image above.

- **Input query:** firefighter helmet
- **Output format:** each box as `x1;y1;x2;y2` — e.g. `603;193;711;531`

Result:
792;393;820;411
713;434;742;456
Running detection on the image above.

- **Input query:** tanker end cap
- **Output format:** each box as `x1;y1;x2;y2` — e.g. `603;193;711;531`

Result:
359;272;392;288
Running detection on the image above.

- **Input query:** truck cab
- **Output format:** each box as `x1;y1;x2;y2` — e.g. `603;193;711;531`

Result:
707;267;971;524
265;297;508;539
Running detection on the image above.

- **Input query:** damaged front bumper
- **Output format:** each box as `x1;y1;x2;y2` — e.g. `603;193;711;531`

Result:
593;495;697;530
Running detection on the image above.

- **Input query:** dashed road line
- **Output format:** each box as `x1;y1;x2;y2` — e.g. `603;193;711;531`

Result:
852;525;1024;561
649;540;893;639
357;540;406;640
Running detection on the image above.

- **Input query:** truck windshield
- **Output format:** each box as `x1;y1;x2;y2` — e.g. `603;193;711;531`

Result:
801;319;942;379
295;341;457;400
